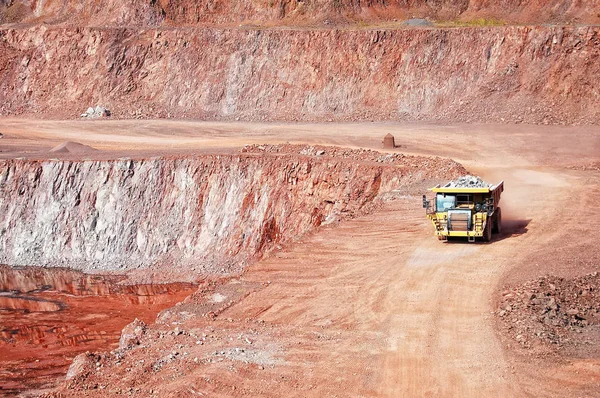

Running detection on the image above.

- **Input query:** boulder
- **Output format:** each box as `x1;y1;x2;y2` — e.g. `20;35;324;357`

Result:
65;352;95;380
81;106;111;118
119;318;147;349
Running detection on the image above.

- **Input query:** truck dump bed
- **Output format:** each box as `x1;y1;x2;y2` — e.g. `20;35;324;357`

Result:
431;181;504;206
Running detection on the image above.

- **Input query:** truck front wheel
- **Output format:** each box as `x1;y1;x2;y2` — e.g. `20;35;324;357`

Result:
483;220;492;242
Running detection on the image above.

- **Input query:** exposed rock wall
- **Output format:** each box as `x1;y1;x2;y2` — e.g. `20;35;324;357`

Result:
0;25;598;124
0;0;166;26
2;0;599;26
0;153;464;272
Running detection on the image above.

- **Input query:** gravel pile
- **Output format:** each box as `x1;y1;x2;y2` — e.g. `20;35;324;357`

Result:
241;144;467;172
497;273;600;352
444;175;492;188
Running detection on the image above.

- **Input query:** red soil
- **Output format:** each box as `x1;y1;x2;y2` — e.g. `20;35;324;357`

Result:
0;266;196;394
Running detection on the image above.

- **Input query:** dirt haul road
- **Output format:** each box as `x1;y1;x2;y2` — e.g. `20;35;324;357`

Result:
1;119;599;396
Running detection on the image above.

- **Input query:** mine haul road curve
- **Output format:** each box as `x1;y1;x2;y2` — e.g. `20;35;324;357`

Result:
1;119;599;396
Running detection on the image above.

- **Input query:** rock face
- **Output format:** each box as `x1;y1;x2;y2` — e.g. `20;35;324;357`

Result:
0;152;465;272
0;25;598;124
1;0;599;26
1;0;166;26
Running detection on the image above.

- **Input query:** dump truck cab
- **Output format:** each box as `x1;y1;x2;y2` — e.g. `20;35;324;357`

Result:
423;179;504;242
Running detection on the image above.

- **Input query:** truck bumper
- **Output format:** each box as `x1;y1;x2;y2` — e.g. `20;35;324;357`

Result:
436;230;482;237
435;230;483;242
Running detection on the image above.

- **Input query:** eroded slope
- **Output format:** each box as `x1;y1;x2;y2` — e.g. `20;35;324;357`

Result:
2;0;599;26
0;147;465;276
1;25;598;124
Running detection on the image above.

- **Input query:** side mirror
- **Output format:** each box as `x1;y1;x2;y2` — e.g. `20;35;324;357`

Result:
422;195;429;209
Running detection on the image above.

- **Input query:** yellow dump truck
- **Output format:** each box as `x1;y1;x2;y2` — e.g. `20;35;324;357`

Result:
422;177;504;242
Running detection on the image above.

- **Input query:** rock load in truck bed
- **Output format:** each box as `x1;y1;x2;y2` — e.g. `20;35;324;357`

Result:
444;175;492;188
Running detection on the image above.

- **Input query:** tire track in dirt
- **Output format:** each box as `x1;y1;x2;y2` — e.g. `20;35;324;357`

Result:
217;198;519;396
216;162;590;396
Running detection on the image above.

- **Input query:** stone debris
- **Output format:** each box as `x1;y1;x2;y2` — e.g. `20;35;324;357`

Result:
119;318;147;349
568;161;600;172
445;175;492;188
81;105;111;118
241;144;466;171
152;351;179;372
497;273;600;352
213;347;279;366
66;352;99;380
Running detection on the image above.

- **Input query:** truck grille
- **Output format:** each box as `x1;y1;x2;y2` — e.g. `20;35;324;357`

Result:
448;210;472;231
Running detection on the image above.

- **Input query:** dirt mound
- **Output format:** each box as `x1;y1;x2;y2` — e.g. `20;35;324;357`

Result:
49;141;97;154
496;273;600;356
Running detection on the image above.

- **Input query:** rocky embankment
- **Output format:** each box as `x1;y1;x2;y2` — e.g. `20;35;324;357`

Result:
0;148;465;275
497;273;600;356
0;25;598;124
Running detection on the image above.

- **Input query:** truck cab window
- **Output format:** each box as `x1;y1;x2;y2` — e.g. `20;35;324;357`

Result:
436;194;455;211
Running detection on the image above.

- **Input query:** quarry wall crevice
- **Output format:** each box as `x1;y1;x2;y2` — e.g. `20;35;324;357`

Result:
0;154;464;273
0;25;598;124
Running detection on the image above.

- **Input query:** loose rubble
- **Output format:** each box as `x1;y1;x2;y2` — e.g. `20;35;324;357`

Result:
241;144;465;171
119;319;147;349
568;161;600;172
444;175;492;188
497;273;600;354
80;106;111;118
65;352;98;381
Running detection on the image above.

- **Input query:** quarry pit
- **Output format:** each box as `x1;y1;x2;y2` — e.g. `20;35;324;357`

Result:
1;124;471;394
0;120;598;397
1;0;600;396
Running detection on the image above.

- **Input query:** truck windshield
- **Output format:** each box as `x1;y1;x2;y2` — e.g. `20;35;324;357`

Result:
436;194;455;211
